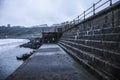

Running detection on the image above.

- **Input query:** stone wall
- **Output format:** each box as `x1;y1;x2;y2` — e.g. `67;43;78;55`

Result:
42;32;62;43
58;2;120;80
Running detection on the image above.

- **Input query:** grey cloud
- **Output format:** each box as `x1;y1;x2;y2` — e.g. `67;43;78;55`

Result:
0;0;118;27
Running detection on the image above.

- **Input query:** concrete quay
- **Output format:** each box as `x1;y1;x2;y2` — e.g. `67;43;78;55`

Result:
6;44;98;80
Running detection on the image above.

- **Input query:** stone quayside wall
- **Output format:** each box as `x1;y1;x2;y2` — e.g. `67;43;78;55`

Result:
58;2;120;80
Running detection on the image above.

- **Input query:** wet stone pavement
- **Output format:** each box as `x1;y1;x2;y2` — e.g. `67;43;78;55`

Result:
6;44;98;80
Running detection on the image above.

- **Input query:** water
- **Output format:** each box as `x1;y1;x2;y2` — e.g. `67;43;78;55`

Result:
0;39;33;80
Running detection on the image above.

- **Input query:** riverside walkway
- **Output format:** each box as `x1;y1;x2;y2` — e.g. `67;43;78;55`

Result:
6;44;98;80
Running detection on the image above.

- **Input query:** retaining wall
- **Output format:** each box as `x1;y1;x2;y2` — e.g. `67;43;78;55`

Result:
58;2;120;80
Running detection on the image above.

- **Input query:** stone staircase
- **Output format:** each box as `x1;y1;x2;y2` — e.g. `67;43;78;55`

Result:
58;25;120;80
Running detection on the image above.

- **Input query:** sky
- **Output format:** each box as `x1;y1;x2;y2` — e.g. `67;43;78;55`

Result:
0;0;119;27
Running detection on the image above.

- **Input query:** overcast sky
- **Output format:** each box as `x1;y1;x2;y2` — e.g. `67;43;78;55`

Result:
0;0;118;27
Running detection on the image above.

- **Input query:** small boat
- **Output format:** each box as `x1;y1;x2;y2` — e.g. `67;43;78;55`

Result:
16;53;31;60
16;56;23;60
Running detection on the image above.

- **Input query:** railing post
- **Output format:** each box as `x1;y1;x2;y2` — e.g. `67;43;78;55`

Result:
84;11;85;20
93;3;95;15
110;0;112;6
70;21;72;26
69;22;70;28
109;0;114;27
73;19;75;25
71;21;73;26
78;16;79;23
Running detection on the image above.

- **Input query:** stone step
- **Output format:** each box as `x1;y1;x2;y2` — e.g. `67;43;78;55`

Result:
58;43;110;80
60;39;120;53
59;40;120;67
59;42;120;80
61;33;120;41
74;26;120;36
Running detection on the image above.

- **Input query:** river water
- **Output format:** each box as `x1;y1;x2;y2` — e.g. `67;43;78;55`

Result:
0;39;33;80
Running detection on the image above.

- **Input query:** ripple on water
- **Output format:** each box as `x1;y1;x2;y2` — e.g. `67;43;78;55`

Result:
0;39;33;80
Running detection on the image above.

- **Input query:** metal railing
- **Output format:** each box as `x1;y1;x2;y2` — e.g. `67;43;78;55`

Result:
61;0;119;31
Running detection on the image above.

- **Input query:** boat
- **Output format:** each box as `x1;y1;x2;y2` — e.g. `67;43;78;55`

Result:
16;53;31;60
